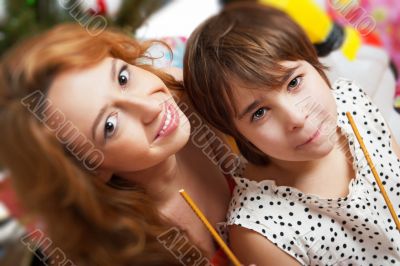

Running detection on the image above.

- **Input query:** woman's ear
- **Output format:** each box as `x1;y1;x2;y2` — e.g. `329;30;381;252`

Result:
92;168;113;183
161;67;183;82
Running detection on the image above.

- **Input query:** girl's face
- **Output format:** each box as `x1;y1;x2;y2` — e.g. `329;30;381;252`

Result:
232;60;338;162
47;57;190;181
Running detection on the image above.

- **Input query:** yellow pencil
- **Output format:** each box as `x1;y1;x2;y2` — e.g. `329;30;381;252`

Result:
179;189;242;266
346;112;400;231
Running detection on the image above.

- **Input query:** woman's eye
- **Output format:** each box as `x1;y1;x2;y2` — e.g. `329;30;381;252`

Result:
104;112;118;139
118;66;129;87
251;107;268;122
288;76;302;90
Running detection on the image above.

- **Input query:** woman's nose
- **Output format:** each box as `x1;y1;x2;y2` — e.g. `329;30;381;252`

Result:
116;94;163;124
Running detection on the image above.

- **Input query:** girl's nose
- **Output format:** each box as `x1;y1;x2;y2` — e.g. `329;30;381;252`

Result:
116;94;163;124
282;104;307;131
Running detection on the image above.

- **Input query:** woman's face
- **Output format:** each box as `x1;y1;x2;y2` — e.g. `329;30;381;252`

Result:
47;57;190;181
232;60;338;162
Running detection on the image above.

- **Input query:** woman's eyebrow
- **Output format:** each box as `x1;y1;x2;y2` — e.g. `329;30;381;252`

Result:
91;105;109;142
110;58;117;82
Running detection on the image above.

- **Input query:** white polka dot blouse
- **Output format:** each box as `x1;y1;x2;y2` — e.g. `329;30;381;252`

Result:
225;79;400;266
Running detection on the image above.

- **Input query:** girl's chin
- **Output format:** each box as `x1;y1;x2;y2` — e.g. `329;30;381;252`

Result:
309;146;335;159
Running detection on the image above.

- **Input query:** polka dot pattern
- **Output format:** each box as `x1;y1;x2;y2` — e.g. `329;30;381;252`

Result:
224;79;400;265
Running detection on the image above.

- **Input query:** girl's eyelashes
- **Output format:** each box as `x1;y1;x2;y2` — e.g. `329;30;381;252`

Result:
104;112;118;140
287;75;303;91
118;64;130;88
251;107;269;122
248;75;303;123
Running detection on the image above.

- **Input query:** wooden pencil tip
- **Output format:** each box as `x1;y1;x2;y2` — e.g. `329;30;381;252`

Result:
179;189;185;193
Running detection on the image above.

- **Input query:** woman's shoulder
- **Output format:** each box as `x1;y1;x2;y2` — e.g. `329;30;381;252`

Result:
160;67;183;82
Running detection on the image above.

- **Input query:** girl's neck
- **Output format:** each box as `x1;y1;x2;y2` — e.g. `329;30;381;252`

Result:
269;147;342;178
278;144;353;198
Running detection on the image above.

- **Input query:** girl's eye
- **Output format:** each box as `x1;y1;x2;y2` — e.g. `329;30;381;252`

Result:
118;65;129;87
251;107;268;122
288;76;302;90
104;112;118;139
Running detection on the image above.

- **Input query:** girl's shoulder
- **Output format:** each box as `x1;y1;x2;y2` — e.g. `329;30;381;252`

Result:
331;78;386;124
331;78;370;103
332;78;394;160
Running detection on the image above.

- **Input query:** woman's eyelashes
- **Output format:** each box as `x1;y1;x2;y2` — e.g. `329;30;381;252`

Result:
101;64;129;142
104;112;118;140
287;75;303;91
118;64;130;89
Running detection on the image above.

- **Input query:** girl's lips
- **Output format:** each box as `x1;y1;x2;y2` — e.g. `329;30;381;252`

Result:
297;128;321;149
154;103;179;140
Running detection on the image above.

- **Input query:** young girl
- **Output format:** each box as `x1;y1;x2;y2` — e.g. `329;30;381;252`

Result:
0;24;235;265
184;2;400;265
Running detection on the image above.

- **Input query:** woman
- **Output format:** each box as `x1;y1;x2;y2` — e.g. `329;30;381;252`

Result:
0;23;234;265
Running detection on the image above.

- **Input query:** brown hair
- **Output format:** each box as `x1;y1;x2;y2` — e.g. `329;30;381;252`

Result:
184;2;329;165
0;23;186;265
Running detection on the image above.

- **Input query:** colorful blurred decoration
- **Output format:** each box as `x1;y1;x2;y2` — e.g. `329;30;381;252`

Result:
81;0;125;18
79;0;169;33
327;0;400;113
328;0;400;67
260;0;362;60
157;36;187;69
0;0;170;56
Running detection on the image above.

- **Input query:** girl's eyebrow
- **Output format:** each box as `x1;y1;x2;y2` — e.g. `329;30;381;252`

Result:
237;65;302;120
238;99;262;120
282;65;301;83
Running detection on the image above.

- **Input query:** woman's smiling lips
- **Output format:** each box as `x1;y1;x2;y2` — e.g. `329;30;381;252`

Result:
154;102;180;140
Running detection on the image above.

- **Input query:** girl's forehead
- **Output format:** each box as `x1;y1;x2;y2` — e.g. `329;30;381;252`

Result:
228;60;303;88
227;86;267;119
219;60;310;117
227;61;310;117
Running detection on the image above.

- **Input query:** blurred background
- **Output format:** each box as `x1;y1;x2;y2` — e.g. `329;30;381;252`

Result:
0;0;399;265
